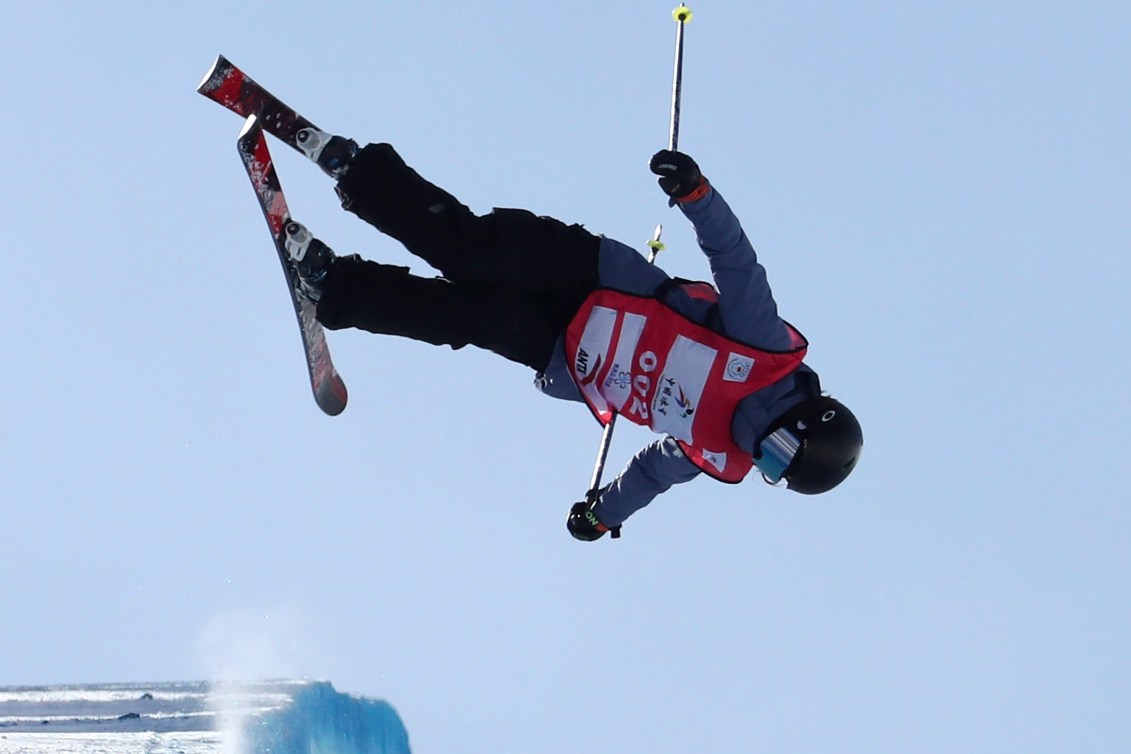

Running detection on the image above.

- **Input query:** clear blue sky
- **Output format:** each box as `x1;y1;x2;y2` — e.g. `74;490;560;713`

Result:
3;2;1130;752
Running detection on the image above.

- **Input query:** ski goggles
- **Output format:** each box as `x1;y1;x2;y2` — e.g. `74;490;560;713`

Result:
755;427;803;483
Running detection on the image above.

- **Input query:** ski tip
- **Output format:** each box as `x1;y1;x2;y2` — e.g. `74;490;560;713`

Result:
196;54;231;94
237;113;261;140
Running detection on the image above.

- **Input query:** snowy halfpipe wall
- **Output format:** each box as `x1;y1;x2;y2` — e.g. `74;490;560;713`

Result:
0;680;410;754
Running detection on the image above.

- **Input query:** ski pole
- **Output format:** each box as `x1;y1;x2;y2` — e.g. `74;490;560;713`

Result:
669;3;693;152
584;5;692;537
586;223;663;502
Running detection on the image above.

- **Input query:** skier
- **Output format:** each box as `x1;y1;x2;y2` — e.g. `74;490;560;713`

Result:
283;130;863;541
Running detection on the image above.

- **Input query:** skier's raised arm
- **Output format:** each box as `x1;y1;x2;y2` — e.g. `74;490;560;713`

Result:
649;150;792;350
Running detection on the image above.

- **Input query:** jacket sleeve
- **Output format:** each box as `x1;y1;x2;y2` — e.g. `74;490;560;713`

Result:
591;437;702;528
678;187;791;350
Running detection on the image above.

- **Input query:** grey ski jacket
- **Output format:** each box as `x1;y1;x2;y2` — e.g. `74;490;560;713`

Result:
536;186;817;528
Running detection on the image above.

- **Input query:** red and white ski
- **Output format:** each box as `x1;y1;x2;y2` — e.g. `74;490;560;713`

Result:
236;115;347;416
199;55;319;156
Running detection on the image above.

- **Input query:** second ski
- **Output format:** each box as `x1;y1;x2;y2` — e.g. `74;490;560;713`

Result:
236;114;348;416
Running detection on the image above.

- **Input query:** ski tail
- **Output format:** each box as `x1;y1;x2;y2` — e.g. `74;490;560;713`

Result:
236;115;348;416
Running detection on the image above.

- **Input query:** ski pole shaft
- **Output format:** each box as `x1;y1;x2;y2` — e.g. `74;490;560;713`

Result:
669;4;693;151
585;224;664;523
588;419;616;498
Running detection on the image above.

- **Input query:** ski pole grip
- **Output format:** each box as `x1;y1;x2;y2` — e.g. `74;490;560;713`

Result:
585;488;623;540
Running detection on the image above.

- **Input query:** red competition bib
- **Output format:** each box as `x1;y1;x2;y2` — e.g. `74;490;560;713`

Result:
565;287;808;482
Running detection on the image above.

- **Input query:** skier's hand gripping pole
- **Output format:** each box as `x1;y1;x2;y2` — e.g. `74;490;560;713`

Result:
578;5;691;541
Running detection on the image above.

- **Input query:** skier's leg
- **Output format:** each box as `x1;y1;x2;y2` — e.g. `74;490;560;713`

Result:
315;255;562;372
333;143;600;299
332;143;488;275
479;207;600;297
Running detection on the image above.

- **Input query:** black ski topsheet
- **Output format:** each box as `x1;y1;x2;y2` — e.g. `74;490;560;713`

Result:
236;115;348;416
199;55;317;154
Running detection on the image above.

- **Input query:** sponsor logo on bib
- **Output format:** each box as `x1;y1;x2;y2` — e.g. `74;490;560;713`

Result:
724;353;756;383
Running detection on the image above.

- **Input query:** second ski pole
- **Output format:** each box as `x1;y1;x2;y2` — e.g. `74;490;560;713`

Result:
584;4;693;537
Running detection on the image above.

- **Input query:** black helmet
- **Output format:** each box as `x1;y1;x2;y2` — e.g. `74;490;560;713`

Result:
755;395;863;495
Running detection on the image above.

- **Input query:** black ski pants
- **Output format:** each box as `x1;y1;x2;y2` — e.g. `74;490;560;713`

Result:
315;143;600;373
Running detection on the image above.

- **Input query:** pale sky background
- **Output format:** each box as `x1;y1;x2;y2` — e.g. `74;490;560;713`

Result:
3;2;1130;752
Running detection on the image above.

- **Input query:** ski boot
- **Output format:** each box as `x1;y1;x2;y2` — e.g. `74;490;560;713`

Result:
295;128;358;179
283;221;337;301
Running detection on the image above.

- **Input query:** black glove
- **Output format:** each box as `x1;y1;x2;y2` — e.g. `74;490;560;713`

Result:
566;501;610;542
649;149;707;201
